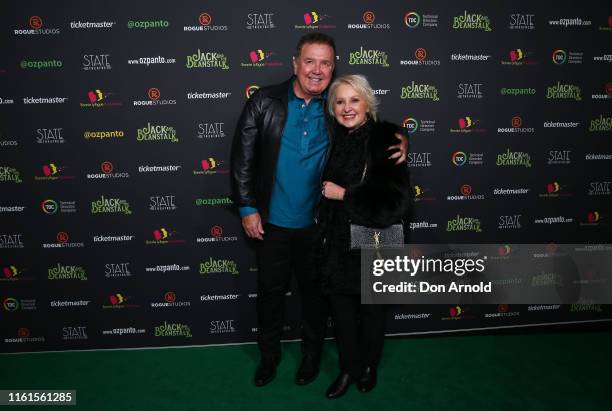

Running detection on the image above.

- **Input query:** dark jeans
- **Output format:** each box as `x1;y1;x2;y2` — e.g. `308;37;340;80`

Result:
330;294;385;378
255;223;328;360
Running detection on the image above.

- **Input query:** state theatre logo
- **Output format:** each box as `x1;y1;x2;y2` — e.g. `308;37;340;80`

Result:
509;13;535;30
36;127;65;144
82;54;112;71
246;13;275;30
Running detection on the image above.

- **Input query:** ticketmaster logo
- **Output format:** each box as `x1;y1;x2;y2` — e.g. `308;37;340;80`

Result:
138;165;182;173
394;313;432;320
200;294;240;301
187;91;231;99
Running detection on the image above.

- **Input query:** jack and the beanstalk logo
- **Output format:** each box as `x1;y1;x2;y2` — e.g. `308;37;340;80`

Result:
496;149;532;167
48;263;87;280
401;81;439;101
446;215;482;232
199;258;239;275
0;167;22;183
348;47;389;67
91;196;132;215
154;321;192;337
186;50;229;69
453;11;492;31
136;123;178;142
546;82;581;100
589;115;612;132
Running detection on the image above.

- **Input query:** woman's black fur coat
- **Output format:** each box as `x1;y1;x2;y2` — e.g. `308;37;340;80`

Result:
317;119;412;295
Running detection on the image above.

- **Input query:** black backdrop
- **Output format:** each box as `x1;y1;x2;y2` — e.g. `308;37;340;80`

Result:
1;0;611;352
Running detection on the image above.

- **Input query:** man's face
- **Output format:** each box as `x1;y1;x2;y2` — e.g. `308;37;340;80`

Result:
293;42;335;100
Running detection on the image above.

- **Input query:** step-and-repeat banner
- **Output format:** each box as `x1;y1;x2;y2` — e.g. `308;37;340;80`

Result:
1;0;611;352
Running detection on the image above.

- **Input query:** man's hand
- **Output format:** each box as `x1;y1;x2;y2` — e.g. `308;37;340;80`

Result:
242;212;264;240
322;181;345;200
387;133;408;164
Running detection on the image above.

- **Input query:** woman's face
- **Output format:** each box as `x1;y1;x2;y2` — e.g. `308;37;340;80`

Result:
333;83;369;131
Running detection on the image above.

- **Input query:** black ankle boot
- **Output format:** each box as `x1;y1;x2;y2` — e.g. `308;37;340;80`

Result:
325;373;353;399
357;366;377;393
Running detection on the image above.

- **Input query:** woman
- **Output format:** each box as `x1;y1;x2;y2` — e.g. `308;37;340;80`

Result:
318;74;412;399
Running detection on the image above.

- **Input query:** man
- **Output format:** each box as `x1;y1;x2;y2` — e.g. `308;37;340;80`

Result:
231;33;406;387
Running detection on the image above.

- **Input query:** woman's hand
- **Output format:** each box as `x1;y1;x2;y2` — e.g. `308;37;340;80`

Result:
387;133;408;164
322;181;346;200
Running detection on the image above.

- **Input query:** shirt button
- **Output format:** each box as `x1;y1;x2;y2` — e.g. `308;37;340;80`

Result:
304;118;308;122
303;131;307;135
301;104;305;108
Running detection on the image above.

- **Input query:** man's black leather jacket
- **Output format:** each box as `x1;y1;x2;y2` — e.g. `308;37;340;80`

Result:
231;77;333;223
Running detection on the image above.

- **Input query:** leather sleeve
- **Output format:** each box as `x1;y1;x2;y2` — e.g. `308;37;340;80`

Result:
230;92;262;208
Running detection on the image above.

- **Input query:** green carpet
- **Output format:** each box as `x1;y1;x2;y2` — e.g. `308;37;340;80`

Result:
2;332;610;410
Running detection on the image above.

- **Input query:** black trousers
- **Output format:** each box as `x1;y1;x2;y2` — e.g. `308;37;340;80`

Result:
255;223;328;359
330;294;385;378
